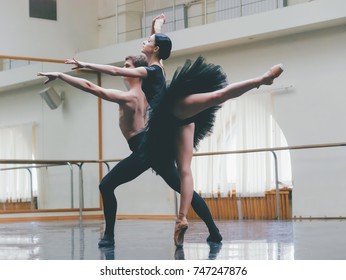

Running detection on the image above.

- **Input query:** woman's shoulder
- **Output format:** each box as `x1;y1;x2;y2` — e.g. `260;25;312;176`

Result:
146;63;165;78
147;63;163;70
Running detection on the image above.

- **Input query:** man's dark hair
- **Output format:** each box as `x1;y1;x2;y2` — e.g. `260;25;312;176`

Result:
125;54;148;67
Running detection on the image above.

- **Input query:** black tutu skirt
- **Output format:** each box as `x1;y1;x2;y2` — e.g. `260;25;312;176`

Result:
142;55;228;169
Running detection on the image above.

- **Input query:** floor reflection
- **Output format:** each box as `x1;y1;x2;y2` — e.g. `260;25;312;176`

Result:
99;246;115;260
0;219;344;260
175;242;224;260
182;241;293;260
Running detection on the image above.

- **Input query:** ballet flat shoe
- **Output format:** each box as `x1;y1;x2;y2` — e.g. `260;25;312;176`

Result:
207;231;223;243
174;219;188;248
98;234;115;247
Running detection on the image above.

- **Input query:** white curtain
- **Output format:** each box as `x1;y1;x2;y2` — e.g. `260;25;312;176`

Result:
192;92;292;197
0;123;37;202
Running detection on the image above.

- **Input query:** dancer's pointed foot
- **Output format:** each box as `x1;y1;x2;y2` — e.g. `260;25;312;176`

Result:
261;64;284;86
174;218;188;248
271;64;284;78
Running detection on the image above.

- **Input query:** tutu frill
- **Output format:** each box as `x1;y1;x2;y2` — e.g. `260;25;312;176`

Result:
142;56;228;169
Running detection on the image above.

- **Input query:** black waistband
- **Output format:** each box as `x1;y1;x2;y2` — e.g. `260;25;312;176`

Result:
128;130;146;152
173;116;195;127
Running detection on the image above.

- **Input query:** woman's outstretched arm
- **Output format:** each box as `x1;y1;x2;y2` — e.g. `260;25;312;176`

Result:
64;58;148;78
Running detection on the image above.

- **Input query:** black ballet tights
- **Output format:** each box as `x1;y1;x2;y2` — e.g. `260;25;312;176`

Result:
99;152;220;239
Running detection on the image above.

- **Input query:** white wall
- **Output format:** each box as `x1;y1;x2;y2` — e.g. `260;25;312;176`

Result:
0;0;99;59
39;73;100;209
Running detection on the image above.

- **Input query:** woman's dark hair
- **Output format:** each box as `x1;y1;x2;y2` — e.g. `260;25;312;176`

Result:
154;33;172;60
125;54;148;67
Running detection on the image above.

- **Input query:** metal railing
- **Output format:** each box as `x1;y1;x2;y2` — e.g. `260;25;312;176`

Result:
0;163;73;209
0;159;116;219
0;55;65;72
116;0;288;41
1;141;345;220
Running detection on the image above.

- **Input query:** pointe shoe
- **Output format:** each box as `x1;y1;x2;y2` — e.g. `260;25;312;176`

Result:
174;218;188;248
270;64;284;79
261;64;284;87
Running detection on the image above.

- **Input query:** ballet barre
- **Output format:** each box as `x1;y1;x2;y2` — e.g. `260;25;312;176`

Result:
0;159;120;220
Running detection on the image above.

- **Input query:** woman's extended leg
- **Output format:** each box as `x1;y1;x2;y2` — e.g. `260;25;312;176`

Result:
173;64;283;120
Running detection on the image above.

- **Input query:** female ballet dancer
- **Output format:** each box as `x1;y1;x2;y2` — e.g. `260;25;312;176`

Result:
143;56;284;247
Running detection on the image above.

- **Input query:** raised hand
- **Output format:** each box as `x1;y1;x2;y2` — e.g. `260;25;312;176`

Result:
153;13;166;25
37;72;60;84
65;58;86;70
151;13;166;34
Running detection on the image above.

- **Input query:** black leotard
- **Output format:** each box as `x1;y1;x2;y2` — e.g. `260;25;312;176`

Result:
141;64;166;106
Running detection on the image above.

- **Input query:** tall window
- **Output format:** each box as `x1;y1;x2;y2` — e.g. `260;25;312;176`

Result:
0;123;37;202
192;91;292;197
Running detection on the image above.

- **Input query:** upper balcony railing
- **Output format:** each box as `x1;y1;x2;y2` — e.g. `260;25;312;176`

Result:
102;0;310;44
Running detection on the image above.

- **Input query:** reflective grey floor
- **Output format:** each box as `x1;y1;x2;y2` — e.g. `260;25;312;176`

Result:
0;219;345;260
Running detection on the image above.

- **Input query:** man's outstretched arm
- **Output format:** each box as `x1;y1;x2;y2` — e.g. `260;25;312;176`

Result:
37;72;129;103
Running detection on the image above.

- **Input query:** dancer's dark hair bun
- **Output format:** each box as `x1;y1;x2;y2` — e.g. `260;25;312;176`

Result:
155;33;172;60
